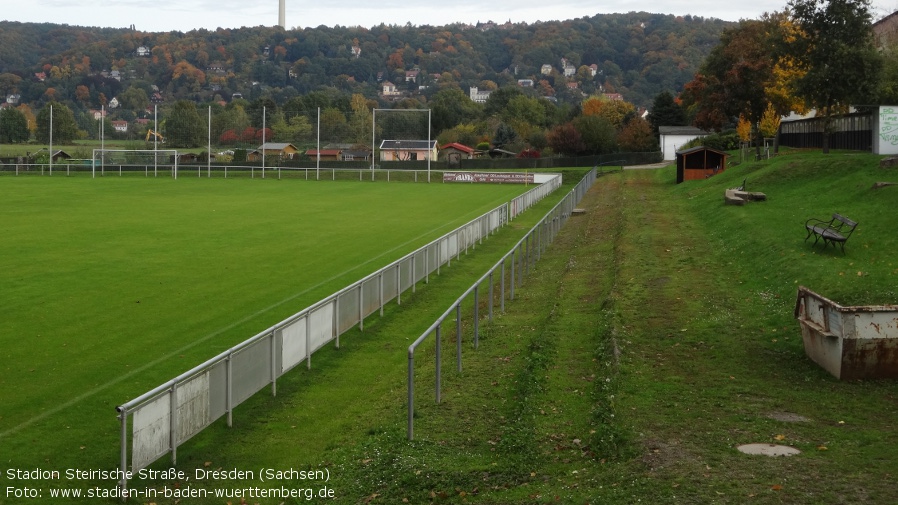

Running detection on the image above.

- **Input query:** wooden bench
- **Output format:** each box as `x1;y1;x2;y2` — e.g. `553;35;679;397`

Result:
804;213;858;253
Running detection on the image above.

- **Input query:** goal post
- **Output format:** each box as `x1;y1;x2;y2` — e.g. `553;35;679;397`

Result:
372;108;433;181
92;149;180;178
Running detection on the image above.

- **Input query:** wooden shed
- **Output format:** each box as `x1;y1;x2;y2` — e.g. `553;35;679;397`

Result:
675;146;727;183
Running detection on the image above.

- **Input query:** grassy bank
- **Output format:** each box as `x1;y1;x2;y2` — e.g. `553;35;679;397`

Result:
293;150;897;504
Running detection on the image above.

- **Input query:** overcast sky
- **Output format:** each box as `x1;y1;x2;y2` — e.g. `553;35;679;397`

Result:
4;0;898;32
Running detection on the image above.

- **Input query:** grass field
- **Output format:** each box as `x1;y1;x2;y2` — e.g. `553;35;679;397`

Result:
4;150;898;505
0;174;552;501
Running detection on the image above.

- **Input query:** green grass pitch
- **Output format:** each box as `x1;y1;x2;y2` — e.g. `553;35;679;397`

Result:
0;175;530;476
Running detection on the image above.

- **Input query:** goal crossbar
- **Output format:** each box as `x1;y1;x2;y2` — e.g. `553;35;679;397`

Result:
92;149;180;178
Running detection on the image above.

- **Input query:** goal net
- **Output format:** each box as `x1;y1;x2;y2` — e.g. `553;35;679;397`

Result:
372;109;433;178
91;149;180;178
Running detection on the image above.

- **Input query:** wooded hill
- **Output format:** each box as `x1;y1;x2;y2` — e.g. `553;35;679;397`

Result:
0;13;731;110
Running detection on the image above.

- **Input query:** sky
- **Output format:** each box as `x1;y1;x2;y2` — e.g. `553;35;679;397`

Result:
3;0;898;33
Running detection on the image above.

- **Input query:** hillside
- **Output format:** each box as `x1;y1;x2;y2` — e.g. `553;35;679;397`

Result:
0;13;730;110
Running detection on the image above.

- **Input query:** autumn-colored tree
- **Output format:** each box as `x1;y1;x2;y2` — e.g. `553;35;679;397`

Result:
219;129;239;144
17;104;37;136
616;117;658;152
547;122;585;156
581;96;604;117
759;103;781;138
75;85;91;104
736;114;752;142
682;19;774;133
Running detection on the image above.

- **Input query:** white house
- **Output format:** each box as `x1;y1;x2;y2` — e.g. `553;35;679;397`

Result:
659;126;709;161
469;86;491;103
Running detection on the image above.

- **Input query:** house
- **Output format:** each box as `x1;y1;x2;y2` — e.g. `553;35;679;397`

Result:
306;148;341;161
108;97;120;109
440;143;476;163
469;86;491;103
517;79;534;87
257;142;300;159
351;45;361;58
340;148;371;161
136;46;151;57
379;140;438;161
6;94;21;105
675;146;727;183
381;81;401;97
90;109;107;120
111;120;128;133
33;148;72;162
659;126;709;161
34;72;46;81
540;64;553;75
405;69;420;83
562;61;576;77
589;64;599;77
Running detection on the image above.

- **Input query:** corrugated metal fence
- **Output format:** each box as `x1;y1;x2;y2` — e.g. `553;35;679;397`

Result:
115;173;562;492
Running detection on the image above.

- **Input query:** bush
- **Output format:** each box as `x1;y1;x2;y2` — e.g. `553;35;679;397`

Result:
683;130;741;151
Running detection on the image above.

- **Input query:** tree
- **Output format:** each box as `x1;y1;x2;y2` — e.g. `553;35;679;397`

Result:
547;122;585;156
493;122;517;149
680;19;775;136
736;114;752;143
789;0;882;152
0;107;30;143
647;91;686;135
431;87;482;133
118;86;150;112
573;115;617;154
759;103;781;138
165;100;206;148
616;117;658;152
36;102;79;144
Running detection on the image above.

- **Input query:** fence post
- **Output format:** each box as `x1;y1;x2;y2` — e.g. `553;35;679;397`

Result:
118;409;128;497
271;329;277;395
170;386;178;465
474;285;479;349
435;325;442;404
226;355;233;427
488;272;494;322
407;349;415;440
306;314;312;370
456;305;462;372
501;259;506;313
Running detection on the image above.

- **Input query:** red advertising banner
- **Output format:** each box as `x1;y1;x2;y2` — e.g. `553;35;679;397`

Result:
442;172;535;184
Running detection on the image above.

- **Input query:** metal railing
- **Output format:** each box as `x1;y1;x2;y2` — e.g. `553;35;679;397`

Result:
407;168;597;439
114;173;562;493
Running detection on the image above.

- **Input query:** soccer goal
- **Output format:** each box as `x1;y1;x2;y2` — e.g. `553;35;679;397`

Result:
372;108;433;181
91;149;180;178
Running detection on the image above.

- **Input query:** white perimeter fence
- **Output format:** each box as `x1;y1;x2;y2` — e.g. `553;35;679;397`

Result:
115;173;563;492
407;168;597;439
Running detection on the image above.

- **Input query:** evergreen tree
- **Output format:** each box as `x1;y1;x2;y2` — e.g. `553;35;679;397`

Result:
647;91;686;135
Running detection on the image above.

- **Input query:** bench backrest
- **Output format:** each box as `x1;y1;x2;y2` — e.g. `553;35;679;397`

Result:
831;213;858;235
